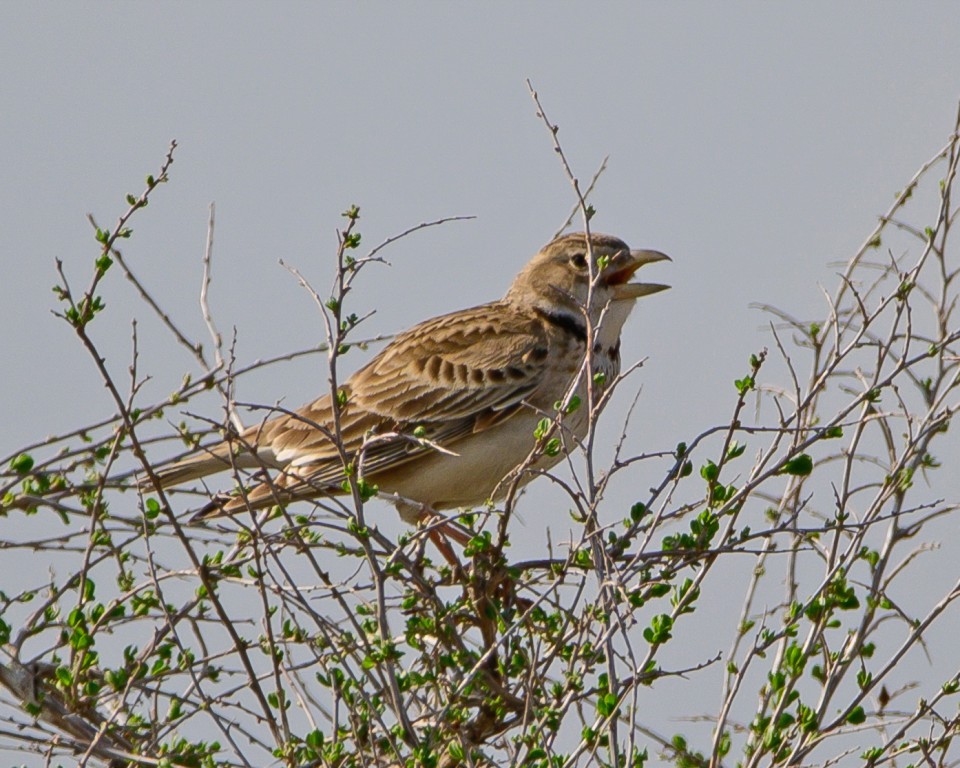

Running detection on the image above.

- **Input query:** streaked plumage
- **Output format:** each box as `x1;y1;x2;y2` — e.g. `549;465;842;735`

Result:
146;232;669;524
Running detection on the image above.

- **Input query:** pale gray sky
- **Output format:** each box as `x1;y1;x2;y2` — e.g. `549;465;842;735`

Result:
2;3;959;763
4;3;959;448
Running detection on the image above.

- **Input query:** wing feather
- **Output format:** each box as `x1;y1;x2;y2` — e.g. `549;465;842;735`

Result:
262;303;548;482
163;302;552;514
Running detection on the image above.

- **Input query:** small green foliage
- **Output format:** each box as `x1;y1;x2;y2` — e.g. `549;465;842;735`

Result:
734;375;755;395
95;254;113;277
823;425;843;439
596;691;618;718
726;440;746;460
780;453;813;476
672;578;700;614
342;204;360;220
167;697;184;721
592;370;607;387
864;387;881;403
733;353;764;396
858;546;880;568
533;417;551;441
343;478;377;503
543;438;561;457
783;643;806;677
691;509;719;547
267;690;289;710
808;322;821;340
797;702;818;733
9;453;34;475
643;614;673;645
717;731;731;757
845;705;866;725
629;502;647;523
700;460;719;482
892;466;914;492
464;531;492;557
144;497;161;520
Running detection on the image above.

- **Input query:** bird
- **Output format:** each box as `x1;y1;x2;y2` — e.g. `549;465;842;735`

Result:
144;232;669;547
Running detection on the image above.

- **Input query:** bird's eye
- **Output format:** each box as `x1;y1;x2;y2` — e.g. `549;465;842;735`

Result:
569;252;588;270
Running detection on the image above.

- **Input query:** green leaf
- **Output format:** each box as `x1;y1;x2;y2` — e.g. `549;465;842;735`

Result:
734;375;755;395
533;417;551;440
726;440;746;460
144;497;161;520
355;479;378;503
9;453;34;475
643;614;673;645
780;454;813;476
55;666;73;687
597;692;619;717
845;705;866;725
700;460;719;482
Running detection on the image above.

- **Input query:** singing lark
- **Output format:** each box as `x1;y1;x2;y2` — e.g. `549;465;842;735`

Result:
147;232;669;529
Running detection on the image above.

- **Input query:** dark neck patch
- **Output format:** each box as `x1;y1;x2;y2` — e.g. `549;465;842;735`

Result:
535;307;587;343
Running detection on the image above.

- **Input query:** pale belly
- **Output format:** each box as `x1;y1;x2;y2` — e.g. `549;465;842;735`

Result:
372;340;619;523
374;397;593;523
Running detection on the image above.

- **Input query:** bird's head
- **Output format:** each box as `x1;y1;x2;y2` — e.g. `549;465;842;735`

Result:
506;232;670;334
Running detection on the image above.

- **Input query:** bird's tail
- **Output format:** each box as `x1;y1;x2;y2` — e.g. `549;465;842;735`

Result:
140;442;261;492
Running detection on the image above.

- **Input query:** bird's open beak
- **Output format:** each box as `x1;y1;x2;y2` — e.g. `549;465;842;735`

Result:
607;249;671;300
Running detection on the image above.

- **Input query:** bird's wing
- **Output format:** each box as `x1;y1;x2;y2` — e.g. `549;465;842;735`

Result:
259;302;551;481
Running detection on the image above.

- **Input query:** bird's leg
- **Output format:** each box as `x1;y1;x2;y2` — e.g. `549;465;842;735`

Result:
417;505;472;567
